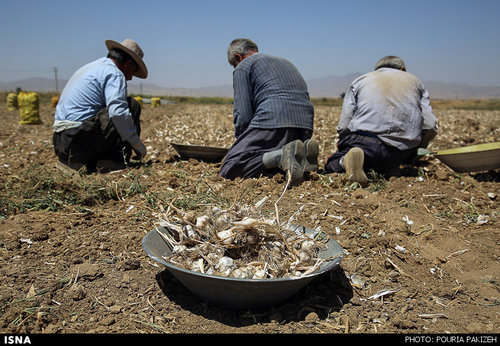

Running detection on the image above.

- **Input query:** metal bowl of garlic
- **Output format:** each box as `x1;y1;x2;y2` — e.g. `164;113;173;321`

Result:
142;224;343;309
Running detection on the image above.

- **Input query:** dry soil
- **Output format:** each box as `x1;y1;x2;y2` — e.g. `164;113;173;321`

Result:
0;101;498;334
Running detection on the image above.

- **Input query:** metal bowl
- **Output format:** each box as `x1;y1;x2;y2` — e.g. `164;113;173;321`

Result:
434;142;500;173
142;224;343;309
170;142;228;162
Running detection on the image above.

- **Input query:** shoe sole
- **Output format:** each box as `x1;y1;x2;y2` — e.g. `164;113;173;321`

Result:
279;140;305;186
303;139;319;173
344;147;368;186
55;160;85;178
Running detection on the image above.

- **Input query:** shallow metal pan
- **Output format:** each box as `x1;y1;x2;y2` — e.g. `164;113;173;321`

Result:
142;224;343;309
433;142;500;173
170;142;229;162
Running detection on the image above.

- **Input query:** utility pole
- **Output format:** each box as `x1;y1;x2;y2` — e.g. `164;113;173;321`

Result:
53;67;59;92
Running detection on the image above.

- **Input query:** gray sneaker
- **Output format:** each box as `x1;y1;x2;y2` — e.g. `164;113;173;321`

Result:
344;147;368;186
303;138;319;173
278;140;305;186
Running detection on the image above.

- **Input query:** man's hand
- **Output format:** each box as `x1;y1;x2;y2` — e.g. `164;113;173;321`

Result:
132;141;147;160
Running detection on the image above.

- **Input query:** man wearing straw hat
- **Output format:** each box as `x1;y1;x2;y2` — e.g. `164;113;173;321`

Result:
219;38;318;187
53;38;148;173
325;55;438;186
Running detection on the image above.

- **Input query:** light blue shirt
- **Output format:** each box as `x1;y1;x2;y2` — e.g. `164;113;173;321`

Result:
339;68;437;150
53;57;140;148
232;53;314;138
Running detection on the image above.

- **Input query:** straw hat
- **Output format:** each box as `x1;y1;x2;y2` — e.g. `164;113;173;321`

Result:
105;39;148;79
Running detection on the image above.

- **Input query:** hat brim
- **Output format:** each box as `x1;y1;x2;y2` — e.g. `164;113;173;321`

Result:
105;39;148;79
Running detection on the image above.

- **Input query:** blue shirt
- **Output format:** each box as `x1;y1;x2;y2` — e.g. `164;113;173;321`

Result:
53;57;141;148
339;68;437;150
232;53;314;138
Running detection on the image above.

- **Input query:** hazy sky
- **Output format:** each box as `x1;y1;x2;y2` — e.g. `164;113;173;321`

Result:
1;0;499;89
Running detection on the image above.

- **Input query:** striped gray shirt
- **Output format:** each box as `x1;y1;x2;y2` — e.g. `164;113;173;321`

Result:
232;53;314;138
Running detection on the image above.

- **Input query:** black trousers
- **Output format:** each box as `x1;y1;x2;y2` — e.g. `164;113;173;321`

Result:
53;97;141;168
325;130;417;173
219;127;312;179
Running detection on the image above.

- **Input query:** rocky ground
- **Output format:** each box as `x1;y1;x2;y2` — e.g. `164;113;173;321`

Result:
0;100;498;334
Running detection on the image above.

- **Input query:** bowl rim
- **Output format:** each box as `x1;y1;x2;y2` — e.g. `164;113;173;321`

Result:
434;142;500;156
170;142;229;152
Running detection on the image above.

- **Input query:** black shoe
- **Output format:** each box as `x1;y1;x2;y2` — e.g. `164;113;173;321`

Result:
95;159;127;173
278;140;305;186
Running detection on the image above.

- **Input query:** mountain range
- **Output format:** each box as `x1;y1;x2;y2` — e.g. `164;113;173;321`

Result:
1;74;499;99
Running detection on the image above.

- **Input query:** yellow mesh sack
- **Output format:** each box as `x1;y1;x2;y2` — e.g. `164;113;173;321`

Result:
134;96;143;107
18;92;42;125
151;97;161;108
7;93;18;111
50;96;59;108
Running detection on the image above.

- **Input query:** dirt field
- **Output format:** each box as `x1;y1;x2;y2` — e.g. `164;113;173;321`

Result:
0;99;498;334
